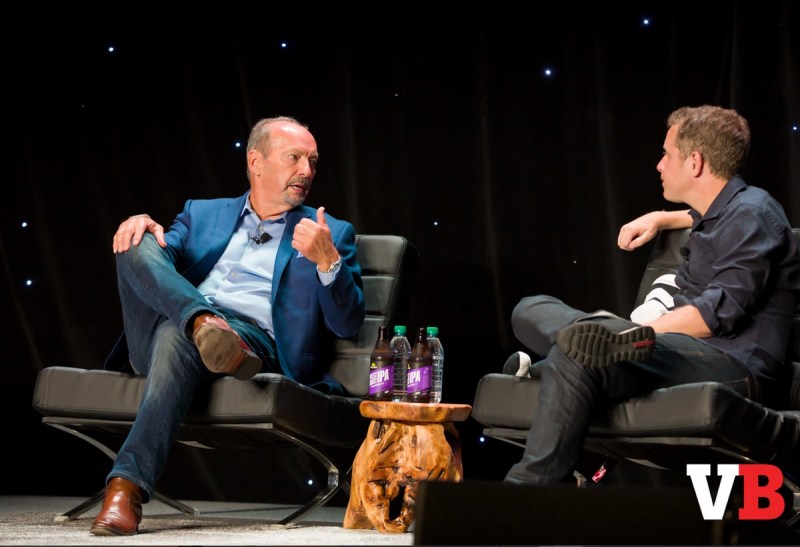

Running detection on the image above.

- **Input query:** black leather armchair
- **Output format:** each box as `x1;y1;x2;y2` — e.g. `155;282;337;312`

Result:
472;228;800;526
32;234;419;525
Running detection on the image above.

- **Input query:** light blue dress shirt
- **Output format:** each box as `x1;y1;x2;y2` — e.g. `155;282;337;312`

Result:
197;196;338;336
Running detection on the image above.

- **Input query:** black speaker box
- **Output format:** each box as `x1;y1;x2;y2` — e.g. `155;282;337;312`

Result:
414;480;773;545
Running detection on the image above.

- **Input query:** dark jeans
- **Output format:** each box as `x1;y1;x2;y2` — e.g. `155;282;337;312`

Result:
504;295;757;485
108;234;278;501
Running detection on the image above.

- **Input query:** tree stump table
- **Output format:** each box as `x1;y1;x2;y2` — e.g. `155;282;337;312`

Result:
342;401;472;534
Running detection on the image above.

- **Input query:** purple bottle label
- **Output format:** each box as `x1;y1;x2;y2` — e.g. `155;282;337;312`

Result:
406;365;431;393
369;364;394;395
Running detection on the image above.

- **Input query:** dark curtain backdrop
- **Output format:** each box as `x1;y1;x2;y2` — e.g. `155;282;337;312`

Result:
3;1;799;500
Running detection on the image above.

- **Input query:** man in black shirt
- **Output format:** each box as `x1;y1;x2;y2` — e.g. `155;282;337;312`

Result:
505;105;800;485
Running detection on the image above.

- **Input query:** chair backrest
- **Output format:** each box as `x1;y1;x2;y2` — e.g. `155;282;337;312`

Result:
636;227;800;408
329;235;419;396
633;228;690;308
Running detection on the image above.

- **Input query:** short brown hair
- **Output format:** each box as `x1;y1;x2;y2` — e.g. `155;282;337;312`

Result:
667;105;750;180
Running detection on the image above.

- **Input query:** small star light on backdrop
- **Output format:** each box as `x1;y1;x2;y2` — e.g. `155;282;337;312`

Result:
20;221;33;288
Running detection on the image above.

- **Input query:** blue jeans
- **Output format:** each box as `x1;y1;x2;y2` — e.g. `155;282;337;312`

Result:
108;234;277;501
504;295;757;485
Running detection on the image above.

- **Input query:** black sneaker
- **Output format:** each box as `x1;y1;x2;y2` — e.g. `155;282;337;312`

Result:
555;322;655;366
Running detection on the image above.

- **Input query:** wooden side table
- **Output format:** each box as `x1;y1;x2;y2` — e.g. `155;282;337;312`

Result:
342;401;472;534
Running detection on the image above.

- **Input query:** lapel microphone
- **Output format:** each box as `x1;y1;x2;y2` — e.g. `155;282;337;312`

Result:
251;233;272;245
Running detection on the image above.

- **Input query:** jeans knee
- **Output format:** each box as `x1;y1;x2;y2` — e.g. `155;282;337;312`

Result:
115;233;162;270
512;295;559;328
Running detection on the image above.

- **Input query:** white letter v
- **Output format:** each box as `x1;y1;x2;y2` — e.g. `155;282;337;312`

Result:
686;463;738;520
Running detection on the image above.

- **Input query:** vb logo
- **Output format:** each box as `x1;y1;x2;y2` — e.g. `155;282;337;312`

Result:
686;464;784;520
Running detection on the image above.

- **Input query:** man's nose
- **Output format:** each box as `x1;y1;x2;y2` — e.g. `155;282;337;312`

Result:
298;157;315;177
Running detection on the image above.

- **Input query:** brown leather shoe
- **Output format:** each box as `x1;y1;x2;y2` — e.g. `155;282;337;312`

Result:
192;313;262;380
90;477;143;536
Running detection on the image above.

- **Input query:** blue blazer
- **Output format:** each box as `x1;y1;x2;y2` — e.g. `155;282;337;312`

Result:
105;193;366;394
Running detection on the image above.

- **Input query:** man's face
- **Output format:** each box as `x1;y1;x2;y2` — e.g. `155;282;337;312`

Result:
656;124;693;204
253;122;319;208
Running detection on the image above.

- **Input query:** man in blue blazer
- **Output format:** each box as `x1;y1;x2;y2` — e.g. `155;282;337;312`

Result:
91;116;366;536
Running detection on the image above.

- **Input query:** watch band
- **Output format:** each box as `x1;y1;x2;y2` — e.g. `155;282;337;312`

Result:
318;254;342;274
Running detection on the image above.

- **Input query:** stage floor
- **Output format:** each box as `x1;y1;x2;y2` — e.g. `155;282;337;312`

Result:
0;495;414;545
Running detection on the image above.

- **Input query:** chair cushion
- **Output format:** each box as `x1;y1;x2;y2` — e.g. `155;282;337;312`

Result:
472;374;542;430
32;366;367;447
472;373;800;463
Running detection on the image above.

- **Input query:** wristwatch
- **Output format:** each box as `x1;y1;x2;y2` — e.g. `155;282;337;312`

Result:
318;254;342;274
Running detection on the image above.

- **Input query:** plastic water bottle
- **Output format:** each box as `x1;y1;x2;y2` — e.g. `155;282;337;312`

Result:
407;327;432;403
368;325;393;401
390;325;411;402
427;326;444;404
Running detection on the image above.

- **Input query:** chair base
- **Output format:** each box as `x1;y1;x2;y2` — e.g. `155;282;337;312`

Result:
45;419;350;526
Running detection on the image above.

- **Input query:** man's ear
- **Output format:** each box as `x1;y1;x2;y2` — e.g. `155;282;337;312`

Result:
247;148;264;177
688;150;704;176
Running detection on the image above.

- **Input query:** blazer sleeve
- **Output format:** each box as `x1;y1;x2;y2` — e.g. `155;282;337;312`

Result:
318;219;366;338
